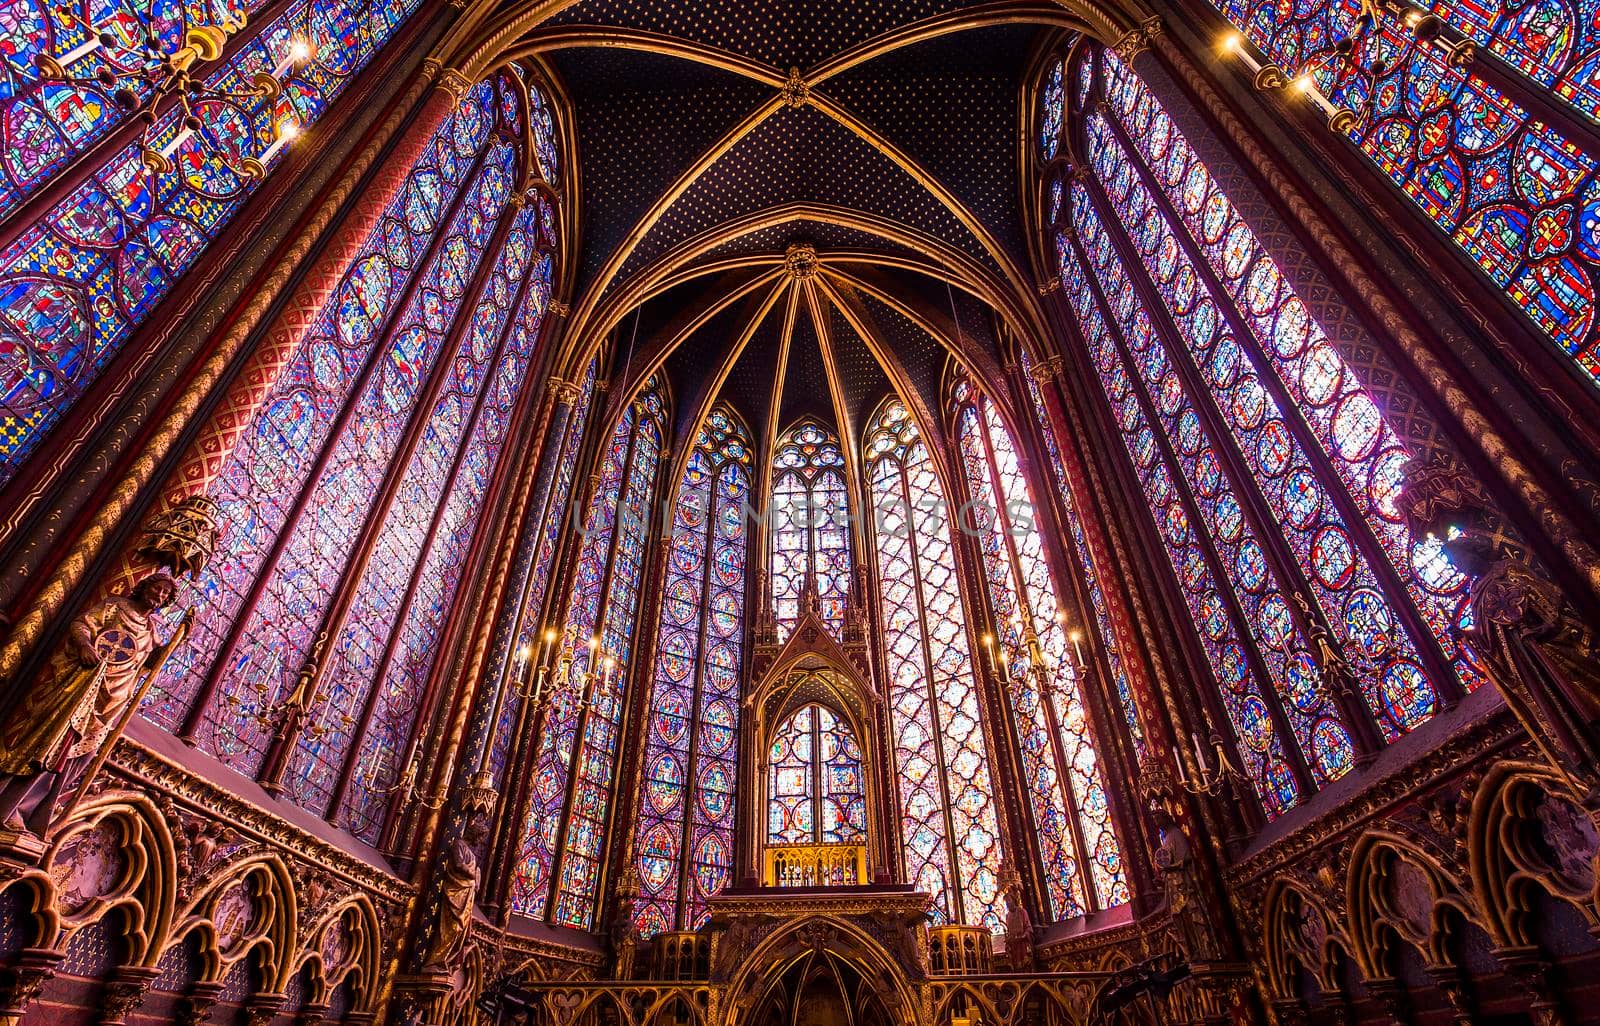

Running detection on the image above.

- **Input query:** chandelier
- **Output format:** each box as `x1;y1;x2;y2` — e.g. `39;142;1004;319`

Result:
31;7;308;178
1221;0;1476;132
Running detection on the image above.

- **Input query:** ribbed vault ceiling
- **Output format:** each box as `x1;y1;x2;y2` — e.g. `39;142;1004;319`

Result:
482;0;1106;455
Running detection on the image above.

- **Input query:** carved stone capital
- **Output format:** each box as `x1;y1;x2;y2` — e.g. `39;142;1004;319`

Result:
547;377;582;405
99;965;160;1025
293;1002;331;1026
1394;455;1494;541
138;495;220;579
1112;17;1162;61
1270;996;1311;1026
1494;947;1568;1026
175;981;226;1026
1364;976;1412;1026
243;992;288;1026
436;68;473;105
1025;354;1064;384
1425;965;1476;1026
0;948;65;1026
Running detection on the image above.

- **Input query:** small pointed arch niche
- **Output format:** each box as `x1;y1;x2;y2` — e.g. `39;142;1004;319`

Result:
747;661;884;889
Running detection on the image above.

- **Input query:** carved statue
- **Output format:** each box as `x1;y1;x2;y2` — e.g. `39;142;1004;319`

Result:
0;574;178;833
1395;457;1600;804
1472;558;1600;800
1148;799;1222;963
610;864;642;980
421;784;494;973
998;862;1035;971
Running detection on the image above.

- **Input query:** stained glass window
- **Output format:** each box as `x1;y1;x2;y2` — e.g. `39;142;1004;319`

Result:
0;0;423;482
770;420;851;639
486;358;599;790
509;378;666;930
1041;56;1066;158
1205;0;1600;386
1100;54;1476;694
136;71;559;847
766;702;866;845
633;404;751;937
1049;47;1479;817
1018;351;1147;755
955;387;1128;919
867;399;1006;934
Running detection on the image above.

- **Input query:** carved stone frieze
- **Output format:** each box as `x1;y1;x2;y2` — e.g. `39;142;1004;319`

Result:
105;741;411;904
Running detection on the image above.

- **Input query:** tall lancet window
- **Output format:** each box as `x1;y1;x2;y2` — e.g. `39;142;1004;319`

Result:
634;405;752;936
1047;47;1477;819
767;703;867;845
487;358;599;787
138;72;562;844
0;0;425;482
956;386;1128;920
770;420;851;639
1194;0;1600;386
866;400;1006;933
510;378;666;929
1019;351;1146;755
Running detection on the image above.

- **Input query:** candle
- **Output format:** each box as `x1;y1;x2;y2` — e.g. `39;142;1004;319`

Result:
1069;630;1086;668
1221;32;1261;73
159;127;195;161
38;33;105;78
270;38;311;79
259;120;298;164
1191;731;1206;769
1294;74;1339;118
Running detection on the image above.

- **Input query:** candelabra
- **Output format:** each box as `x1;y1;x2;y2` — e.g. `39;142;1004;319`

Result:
1220;0;1474;134
517;633;621;716
1177;731;1247;797
981;615;1089;693
367;750;447;810
32;8;310;177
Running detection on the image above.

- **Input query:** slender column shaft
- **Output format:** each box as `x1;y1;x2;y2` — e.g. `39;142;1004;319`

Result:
1005;361;1155;903
490;385;610;916
482;387;583;915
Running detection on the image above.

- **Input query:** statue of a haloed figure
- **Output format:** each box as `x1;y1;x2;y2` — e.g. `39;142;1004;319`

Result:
421;779;496;973
0;574;179;833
